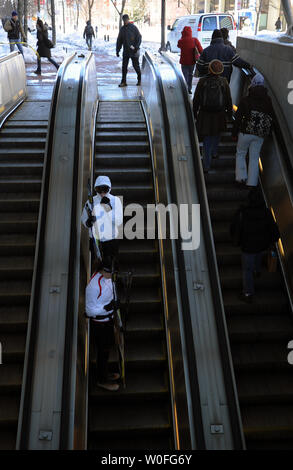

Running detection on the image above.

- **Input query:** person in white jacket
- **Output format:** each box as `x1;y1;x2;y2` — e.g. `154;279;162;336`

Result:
81;175;123;269
86;259;120;391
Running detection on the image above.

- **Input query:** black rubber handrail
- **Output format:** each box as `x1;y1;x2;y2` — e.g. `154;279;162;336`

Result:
161;52;245;450
17;54;76;449
144;51;206;450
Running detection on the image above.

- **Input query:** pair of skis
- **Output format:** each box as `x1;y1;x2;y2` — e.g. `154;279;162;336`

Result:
87;180;130;389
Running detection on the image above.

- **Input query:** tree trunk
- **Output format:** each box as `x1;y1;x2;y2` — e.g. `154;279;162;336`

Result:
51;0;56;45
160;0;166;50
38;0;40;12
254;0;264;35
62;0;65;34
23;0;28;38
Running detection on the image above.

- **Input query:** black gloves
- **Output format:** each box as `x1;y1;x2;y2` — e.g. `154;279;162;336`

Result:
104;299;120;312
86;215;96;228
116;51;119;57
101;196;112;212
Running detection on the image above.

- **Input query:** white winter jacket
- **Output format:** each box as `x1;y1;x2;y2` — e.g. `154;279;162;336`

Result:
85;272;114;322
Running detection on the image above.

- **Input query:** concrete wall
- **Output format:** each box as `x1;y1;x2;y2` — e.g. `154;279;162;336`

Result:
237;36;293;165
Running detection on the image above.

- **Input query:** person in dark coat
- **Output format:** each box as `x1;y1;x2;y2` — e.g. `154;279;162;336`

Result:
230;187;280;303
4;11;26;56
177;26;203;94
220;27;236;53
275;17;282;31
193;59;232;172
196;29;251;83
116;14;142;87
34;19;59;75
232;73;274;187
83;20;95;50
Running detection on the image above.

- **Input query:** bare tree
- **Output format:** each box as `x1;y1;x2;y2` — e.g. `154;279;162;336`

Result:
180;0;197;14
87;0;94;22
23;0;28;37
110;0;127;29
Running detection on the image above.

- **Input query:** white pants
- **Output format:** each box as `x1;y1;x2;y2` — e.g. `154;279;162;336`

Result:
235;133;264;186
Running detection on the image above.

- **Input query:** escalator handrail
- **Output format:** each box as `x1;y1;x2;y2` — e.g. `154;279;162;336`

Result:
16;53;76;449
143;51;206;450
160;51;245;450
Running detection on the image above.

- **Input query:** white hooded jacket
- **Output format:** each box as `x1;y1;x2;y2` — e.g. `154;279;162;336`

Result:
81;176;123;242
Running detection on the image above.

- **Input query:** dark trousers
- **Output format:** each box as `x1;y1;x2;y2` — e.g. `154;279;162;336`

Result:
203;135;221;170
242;252;263;295
91;319;115;383
100;239;119;271
37;57;59;72
86;35;93;50
122;55;141;83
181;64;194;92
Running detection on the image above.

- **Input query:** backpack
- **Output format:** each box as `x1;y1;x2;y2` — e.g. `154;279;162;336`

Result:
3;18;12;32
201;76;225;112
245;110;272;138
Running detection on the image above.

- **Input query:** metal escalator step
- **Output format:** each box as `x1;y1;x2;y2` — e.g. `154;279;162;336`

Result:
0;430;17;450
0;332;26;362
3;121;48;128
96;122;146;131
95;168;152;184
205;170;235;185
0;162;43;176
0;194;40;212
241;404;293;442
89;401;171;435
227;314;293;342
219;266;283;291
95;153;150;168
0;395;19;427
207;185;249;202
0;364;23;392
231;341;291;370
235;370;293;404
0;213;38;233
0;281;31;305
89;369;168;403
0;137;46;148
0;178;41;193
96;131;148;142
0;256;34;280
0;149;44;163
0;129;47;138
0;306;29;331
223;290;289;316
96;141;149;153
88;434;172;450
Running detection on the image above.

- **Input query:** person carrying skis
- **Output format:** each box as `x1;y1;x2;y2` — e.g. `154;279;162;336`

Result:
85;258;120;391
83;20;95;50
4;10;26;56
81;175;123;269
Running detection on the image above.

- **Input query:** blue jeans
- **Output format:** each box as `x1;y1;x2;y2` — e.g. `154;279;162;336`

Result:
242;252;263;295
9;38;24;56
86;35;93;50
181;64;194;92
203;135;220;170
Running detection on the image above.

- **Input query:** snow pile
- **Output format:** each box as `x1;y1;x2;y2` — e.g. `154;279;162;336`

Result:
240;29;293;46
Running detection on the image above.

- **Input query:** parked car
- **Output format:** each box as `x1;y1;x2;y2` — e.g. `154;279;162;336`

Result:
166;13;237;52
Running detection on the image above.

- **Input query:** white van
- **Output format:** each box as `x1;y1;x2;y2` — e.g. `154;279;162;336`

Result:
166;13;237;53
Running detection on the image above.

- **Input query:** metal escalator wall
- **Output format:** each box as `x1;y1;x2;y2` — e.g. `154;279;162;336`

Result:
87;100;174;450
16;53;97;450
160;52;245;451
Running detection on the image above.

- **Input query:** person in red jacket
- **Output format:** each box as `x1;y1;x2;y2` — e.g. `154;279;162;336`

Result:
177;26;203;94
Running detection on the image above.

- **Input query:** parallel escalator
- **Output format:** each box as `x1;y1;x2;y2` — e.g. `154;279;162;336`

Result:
203;123;293;449
0;114;47;449
87;100;174;450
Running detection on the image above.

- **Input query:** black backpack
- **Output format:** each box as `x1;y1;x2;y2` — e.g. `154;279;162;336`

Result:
201;76;225;112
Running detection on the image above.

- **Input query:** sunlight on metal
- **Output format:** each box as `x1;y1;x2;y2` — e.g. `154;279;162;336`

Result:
259;158;263;172
233;104;238;112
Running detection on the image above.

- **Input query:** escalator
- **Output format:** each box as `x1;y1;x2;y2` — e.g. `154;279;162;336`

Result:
0;113;48;449
203;124;293;449
87;100;174;450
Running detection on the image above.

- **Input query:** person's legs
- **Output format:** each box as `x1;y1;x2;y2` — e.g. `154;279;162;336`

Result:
131;56;141;84
100;239;119;271
203;136;213;172
247;135;264;186
242;252;256;295
181;65;189;89
15;39;24;56
187;65;194;92
48;57;59;70
92;320;115;384
121;55;129;84
254;251;263;275
9;39;15;52
235;133;251;183
211;135;221;158
34;57;41;74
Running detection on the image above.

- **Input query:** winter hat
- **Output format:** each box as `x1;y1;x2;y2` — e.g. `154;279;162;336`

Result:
94;175;111;191
11;11;18;17
209;59;224;75
212;29;223;40
250;73;265;87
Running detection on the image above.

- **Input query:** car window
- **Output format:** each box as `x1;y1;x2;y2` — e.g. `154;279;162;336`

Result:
171;19;180;30
219;15;233;30
202;16;217;31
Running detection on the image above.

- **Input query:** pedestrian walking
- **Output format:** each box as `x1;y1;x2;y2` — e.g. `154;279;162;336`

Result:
177;26;203;94
34;19;59;75
85;259;120;391
83;20;95;50
275;17;282;31
3;11;26;56
196;29;251;83
230;187;280;303
193;59;232;173
116;14;142;87
233;73;274;187
81;175;123;270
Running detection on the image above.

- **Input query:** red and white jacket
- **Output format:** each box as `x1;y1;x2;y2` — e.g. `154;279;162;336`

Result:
85;272;114;322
